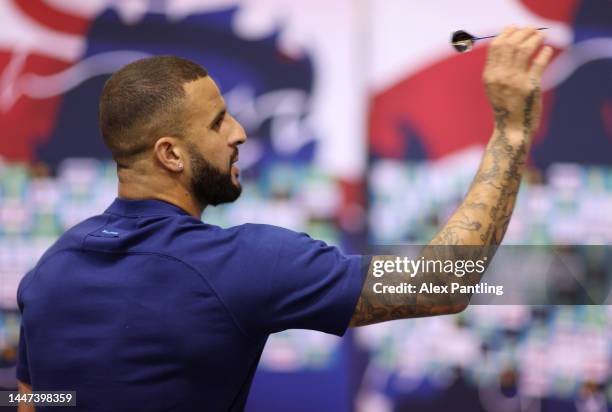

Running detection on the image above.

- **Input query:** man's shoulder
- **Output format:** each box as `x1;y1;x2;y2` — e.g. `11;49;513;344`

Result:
33;212;307;264
179;221;303;243
17;213;109;302
171;222;308;268
194;222;307;250
39;214;109;261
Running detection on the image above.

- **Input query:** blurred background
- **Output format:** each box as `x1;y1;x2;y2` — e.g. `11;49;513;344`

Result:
0;0;611;410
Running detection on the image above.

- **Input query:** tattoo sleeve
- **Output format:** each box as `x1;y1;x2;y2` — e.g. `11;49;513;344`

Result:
350;89;539;327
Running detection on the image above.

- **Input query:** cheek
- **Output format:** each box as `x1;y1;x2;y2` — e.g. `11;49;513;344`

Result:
191;131;231;169
200;144;229;170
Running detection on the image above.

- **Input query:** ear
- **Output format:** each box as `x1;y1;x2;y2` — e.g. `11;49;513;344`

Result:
153;137;184;173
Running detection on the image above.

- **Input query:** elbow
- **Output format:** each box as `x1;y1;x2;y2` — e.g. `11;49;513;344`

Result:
413;302;469;317
445;294;472;314
446;302;469;315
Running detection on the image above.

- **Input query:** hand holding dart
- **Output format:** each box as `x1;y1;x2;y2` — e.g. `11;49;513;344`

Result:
452;27;548;52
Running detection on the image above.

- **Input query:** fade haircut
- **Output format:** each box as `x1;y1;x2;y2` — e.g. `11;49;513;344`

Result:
99;55;208;164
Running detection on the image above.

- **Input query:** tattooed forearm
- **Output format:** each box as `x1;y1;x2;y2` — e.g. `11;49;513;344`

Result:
350;90;539;327
433;100;529;247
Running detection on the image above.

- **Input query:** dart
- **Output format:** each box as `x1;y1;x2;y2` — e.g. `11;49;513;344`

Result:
451;27;549;53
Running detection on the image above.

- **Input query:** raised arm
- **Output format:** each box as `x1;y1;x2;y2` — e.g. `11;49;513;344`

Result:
350;26;554;327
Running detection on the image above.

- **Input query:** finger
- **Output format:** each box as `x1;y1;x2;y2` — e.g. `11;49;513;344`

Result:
488;26;519;68
506;26;537;44
495;25;519;42
516;32;544;69
529;45;554;78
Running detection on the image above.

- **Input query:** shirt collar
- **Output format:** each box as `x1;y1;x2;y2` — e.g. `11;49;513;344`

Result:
105;197;192;217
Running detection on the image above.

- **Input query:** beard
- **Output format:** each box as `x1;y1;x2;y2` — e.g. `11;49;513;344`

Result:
187;144;241;207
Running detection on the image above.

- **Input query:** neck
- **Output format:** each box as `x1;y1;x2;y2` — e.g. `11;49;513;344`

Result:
117;164;205;219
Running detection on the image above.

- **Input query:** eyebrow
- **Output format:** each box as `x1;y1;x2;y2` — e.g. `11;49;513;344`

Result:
209;107;226;128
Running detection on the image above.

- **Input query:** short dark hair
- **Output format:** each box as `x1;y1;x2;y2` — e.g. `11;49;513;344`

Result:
99;55;208;162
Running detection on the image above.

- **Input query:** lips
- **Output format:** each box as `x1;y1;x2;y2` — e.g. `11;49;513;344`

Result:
230;151;240;180
230;161;240;183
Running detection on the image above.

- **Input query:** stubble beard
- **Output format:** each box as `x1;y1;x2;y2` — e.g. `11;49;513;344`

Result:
187;144;241;207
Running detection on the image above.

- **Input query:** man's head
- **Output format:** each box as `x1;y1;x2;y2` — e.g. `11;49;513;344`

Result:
99;55;246;208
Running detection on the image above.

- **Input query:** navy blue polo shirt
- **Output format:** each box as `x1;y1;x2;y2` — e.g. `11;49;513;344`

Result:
17;198;368;411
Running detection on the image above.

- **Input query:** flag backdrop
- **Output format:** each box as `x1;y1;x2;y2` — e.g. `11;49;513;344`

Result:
0;0;610;410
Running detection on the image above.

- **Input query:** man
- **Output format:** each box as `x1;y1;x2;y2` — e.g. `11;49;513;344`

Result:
17;26;552;411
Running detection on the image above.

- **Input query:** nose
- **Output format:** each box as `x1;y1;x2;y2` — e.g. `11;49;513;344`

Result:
228;113;247;146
